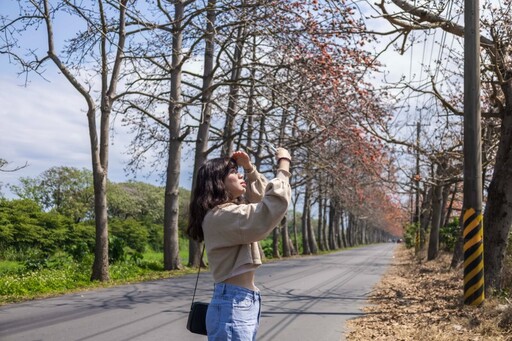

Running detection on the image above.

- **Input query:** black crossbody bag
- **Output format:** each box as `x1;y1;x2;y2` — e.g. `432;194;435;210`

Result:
186;245;208;335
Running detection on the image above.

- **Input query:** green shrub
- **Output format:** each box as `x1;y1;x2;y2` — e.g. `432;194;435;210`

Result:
147;222;164;252
403;223;419;248
440;218;459;252
67;241;91;262
261;238;275;259
23;258;48;272
0;261;91;298
110;219;148;253
38;213;72;254
65;222;95;253
109;236;126;263
22;251;73;272
136;258;163;271
0;199;74;253
0;261;22;276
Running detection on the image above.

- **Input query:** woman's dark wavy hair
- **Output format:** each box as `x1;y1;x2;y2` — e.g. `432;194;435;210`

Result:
187;157;238;242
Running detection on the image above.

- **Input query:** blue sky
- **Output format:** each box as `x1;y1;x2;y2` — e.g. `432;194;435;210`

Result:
0;1;201;198
0;64;193;198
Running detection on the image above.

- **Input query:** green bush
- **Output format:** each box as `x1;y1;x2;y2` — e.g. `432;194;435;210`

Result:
0;261;91;298
109;236;126;263
22;251;74;272
440;218;459;252
261;239;272;258
67;241;91;262
38;213;72;254
147;222;164;252
0;199;74;254
403;223;419;248
0;260;22;276
110;219;148;253
65;222;95;254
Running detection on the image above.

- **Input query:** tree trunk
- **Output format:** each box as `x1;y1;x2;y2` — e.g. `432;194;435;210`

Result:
90;155;109;281
42;0;127;281
307;199;318;254
322;197;329;250
338;216;345;248
188;0;216;268
340;209;347;248
317;190;324;251
163;1;185;271
301;187;311;255
439;182;451;229
443;183;458;229
292;192;299;253
258;243;265;261
483;84;512;291
221;23;246;156
428;179;443;260
450;210;465;268
347;213;355;247
419;186;433;250
328;199;336;249
272;227;280;258
281;216;291;257
245;35;257;153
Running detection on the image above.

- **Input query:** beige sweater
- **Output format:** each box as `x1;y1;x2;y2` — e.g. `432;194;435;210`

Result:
203;167;291;283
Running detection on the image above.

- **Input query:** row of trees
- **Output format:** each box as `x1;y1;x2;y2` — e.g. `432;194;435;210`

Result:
0;199;162;263
1;167;186;259
9;167;173;225
1;166;392;260
1;1;407;284
364;0;512;294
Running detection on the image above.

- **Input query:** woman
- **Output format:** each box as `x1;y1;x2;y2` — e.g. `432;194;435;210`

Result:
187;148;291;340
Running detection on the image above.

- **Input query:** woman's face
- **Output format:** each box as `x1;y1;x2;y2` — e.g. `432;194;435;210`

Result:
224;168;246;199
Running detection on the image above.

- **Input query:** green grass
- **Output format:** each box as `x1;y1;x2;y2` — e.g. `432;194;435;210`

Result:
0;261;23;276
0;248;199;306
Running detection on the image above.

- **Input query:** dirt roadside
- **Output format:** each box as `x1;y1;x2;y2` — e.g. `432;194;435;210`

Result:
345;245;512;341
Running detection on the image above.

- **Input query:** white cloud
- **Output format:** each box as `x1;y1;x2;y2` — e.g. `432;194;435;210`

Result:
0;71;194;198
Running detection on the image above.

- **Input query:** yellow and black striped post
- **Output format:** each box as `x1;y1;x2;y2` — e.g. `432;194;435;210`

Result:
463;208;484;305
463;0;484;305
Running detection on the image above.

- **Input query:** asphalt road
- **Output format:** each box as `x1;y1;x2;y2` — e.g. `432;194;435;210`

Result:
0;243;396;341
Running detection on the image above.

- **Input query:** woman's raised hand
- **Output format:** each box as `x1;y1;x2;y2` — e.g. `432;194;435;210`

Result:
232;151;253;171
275;147;291;172
275;147;291;163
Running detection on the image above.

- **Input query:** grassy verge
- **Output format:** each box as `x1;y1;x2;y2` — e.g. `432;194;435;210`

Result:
0;251;197;306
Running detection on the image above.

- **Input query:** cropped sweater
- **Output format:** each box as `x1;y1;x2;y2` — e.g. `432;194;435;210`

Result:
202;167;291;283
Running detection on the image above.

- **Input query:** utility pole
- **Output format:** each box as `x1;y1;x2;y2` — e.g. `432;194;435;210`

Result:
413;122;421;254
463;0;484;306
414;121;420;225
409;119;426;254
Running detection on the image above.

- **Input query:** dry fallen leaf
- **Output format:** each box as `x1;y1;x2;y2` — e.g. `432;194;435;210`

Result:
345;245;512;341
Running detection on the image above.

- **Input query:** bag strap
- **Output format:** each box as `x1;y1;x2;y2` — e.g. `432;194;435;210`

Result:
191;244;206;306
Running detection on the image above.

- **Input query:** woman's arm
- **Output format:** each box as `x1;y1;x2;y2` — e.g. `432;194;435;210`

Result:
203;173;291;246
204;148;292;246
232;150;268;203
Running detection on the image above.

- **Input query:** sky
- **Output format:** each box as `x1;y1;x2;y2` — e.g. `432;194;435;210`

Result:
0;0;447;199
0;66;194;198
0;2;198;198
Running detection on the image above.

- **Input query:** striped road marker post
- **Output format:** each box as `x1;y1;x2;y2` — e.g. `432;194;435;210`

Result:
463;208;484;305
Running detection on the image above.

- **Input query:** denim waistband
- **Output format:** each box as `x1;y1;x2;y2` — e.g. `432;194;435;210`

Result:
213;282;260;300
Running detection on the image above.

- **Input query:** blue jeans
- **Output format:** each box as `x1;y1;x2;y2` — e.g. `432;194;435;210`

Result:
206;283;261;341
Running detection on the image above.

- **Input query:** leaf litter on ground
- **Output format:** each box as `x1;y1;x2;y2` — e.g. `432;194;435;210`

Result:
346;245;512;341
